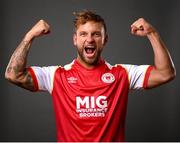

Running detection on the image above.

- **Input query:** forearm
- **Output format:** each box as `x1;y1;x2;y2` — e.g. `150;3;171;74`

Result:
148;32;174;71
147;31;176;81
5;35;33;81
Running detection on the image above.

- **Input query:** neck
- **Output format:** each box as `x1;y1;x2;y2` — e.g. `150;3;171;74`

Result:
76;56;102;69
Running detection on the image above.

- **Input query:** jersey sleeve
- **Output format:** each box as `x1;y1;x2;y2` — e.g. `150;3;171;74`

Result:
28;66;59;93
120;64;153;90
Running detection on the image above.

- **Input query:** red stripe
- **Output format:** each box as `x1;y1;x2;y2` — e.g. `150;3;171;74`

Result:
27;67;39;91
143;66;154;89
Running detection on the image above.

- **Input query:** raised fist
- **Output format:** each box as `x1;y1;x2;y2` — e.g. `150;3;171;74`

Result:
25;19;50;41
131;18;156;37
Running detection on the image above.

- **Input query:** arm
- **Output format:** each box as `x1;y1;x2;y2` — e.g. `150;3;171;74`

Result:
131;18;176;88
5;20;50;91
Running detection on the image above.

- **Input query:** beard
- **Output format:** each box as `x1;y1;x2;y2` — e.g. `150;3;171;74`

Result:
77;46;103;66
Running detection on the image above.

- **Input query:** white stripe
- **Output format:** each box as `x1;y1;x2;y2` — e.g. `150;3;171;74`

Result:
64;60;75;70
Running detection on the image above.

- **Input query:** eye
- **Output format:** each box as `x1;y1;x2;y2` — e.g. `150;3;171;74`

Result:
79;32;87;37
94;32;101;37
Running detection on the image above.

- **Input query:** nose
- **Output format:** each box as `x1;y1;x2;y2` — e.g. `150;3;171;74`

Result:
86;34;95;43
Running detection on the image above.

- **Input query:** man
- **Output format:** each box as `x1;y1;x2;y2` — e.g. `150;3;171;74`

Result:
5;10;176;142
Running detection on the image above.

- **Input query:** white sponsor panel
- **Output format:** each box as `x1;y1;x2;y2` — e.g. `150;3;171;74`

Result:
76;95;108;118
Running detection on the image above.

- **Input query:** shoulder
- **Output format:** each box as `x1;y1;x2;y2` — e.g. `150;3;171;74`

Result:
104;61;127;72
63;60;75;70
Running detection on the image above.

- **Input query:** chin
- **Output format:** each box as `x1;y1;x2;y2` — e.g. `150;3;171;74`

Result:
84;57;99;65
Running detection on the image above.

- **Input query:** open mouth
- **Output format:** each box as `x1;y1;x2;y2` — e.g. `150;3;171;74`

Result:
85;47;96;54
85;46;96;55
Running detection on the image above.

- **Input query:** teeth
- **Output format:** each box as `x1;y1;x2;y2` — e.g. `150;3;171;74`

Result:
86;45;95;48
85;46;95;54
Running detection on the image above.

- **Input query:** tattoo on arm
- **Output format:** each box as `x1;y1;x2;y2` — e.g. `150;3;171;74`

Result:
20;70;35;91
6;40;35;91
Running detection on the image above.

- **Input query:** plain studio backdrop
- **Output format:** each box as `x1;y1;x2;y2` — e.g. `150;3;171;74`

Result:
0;0;180;141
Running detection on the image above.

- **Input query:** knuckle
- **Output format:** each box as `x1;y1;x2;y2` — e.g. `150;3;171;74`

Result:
39;19;44;22
139;18;145;21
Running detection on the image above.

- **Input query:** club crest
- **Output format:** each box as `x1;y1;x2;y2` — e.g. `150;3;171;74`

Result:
101;73;115;83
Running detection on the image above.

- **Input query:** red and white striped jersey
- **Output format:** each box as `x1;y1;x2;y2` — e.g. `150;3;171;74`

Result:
28;59;153;142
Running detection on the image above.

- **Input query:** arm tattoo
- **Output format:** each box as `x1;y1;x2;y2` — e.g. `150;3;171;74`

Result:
6;40;35;91
20;70;35;91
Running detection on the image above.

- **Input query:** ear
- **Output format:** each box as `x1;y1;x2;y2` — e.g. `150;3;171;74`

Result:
73;33;77;46
103;34;108;46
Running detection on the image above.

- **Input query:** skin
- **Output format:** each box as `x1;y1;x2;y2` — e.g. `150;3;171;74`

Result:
5;18;176;91
73;21;107;69
5;20;50;91
131;18;176;88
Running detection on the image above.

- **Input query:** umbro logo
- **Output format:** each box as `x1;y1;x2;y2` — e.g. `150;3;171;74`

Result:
67;77;77;83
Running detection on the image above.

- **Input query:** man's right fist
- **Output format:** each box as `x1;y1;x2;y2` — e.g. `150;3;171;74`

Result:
24;20;50;42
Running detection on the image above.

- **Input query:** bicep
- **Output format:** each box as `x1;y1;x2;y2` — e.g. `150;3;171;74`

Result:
147;68;168;89
13;66;58;92
16;69;36;91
